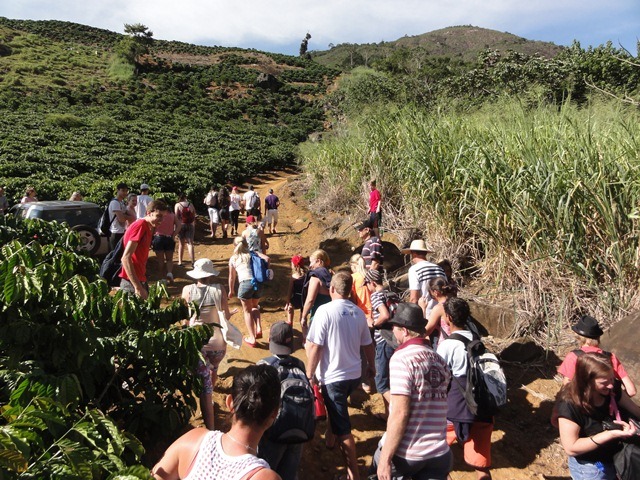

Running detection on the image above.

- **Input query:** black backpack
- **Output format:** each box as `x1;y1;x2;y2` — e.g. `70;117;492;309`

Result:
97;198;117;237
258;356;315;444
99;237;124;287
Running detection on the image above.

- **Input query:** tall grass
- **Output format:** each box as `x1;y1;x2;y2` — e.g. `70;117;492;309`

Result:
300;97;640;337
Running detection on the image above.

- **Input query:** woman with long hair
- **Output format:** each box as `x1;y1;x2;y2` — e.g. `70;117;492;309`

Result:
425;276;458;349
229;237;262;347
349;253;372;321
557;352;640;480
300;249;332;341
21;186;38;203
152;364;282;480
182;258;237;430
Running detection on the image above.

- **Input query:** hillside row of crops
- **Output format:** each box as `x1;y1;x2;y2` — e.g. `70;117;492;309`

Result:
0;20;337;207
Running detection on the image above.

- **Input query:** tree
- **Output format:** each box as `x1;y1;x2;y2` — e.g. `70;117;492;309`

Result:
299;33;311;58
115;23;154;70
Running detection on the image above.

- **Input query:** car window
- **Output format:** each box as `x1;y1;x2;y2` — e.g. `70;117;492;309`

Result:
40;208;102;228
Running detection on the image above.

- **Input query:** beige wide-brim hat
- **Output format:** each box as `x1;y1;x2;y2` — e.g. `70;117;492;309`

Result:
401;239;434;254
187;258;220;279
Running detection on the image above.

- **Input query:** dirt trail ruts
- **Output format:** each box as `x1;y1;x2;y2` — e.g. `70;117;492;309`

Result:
148;169;570;480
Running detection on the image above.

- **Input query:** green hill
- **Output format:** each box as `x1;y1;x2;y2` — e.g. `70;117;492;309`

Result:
0;17;338;204
311;25;563;69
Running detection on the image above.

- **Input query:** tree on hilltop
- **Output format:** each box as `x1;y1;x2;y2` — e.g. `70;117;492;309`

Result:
115;23;154;73
300;32;312;59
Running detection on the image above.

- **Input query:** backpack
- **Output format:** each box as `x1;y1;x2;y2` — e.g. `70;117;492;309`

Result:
250;251;272;289
248;192;260;210
99;237;124;286
258;356;315;444
377;290;401;349
97;198;117;237
178;202;195;224
449;333;507;418
205;191;219;209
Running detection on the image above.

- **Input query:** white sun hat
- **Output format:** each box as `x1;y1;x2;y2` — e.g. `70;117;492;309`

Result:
186;258;220;279
401;239;434;254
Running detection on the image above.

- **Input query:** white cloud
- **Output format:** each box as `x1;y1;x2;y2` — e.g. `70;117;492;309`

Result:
2;0;638;53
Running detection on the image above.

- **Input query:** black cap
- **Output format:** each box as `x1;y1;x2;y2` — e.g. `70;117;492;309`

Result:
269;321;294;355
355;218;374;231
388;303;426;334
571;315;604;339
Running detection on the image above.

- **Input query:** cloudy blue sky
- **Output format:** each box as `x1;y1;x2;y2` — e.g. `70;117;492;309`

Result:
2;0;638;55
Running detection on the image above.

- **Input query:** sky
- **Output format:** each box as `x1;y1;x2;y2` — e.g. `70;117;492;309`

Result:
2;1;639;55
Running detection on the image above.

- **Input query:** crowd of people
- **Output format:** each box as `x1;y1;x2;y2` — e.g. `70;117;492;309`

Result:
7;179;639;480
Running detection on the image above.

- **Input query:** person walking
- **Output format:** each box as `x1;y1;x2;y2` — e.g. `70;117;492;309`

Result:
372;302;452;480
300;249;332;341
0;187;9;215
108;183;135;251
152;201;181;283
243;185;261;220
119;200;169;300
437;298;493;480
263;189;280;234
229;236;262;347
403;239;446;316
204;185;220;238
136;183;153;219
175;193;196;266
183;258;237;430
152;364;282;480
229;186;242;236
218;186;231;239
305;271;375;480
356;218;383;273
368;180;382;237
21;186;38;204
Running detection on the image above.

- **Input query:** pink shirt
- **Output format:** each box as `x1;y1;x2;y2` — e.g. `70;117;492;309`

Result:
155;212;176;236
384;337;450;461
557;345;629;381
369;188;381;213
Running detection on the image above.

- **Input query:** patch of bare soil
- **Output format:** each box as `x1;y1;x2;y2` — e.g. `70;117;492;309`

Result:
147;169;571;479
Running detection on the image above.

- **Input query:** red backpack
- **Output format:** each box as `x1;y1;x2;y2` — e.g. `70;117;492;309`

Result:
179;202;195;224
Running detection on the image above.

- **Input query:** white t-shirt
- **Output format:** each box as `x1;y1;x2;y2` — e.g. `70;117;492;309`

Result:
136;194;153;219
229;254;252;283
243;191;259;210
230;193;242;212
436;330;473;377
306;299;372;385
108;198;127;234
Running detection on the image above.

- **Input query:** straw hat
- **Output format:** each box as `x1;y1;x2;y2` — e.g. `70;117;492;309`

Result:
186;258;220;279
401;239;433;254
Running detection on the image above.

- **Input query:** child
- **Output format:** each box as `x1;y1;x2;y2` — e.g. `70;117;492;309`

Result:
284;255;306;326
558;315;636;396
366;269;395;419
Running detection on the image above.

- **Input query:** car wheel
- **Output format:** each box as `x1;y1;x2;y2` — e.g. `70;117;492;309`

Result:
72;224;101;255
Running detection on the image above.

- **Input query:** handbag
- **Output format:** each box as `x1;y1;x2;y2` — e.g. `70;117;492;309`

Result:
610;395;640;480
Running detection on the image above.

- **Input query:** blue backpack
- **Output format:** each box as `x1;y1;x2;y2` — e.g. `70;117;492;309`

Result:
250;251;272;289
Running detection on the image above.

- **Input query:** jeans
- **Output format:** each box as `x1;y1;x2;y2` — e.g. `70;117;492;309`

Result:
322;378;360;436
567;456;616;480
371;442;452;480
258;438;303;480
374;340;395;394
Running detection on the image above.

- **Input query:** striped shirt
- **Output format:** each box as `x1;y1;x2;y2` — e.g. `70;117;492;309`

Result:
408;260;446;299
370;290;387;344
383;338;451;461
362;236;383;272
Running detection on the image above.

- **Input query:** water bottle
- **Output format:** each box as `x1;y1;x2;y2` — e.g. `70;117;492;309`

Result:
313;384;326;421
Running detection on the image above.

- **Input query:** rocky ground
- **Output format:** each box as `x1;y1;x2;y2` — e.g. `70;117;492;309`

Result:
147;169;572;479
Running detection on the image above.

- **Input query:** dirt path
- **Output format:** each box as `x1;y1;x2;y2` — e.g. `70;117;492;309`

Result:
150;169;571;480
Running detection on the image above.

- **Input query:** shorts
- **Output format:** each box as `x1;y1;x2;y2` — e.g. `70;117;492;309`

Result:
152;235;175;252
237;279;262;300
446;421;493;469
208;207;220;224
219;207;230;221
321;378;360;437
369;211;381;228
265;209;278;224
119;278;149;295
178;223;195;241
374;340;395;395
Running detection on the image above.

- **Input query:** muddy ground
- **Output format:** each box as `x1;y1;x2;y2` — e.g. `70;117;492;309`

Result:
147;169;572;479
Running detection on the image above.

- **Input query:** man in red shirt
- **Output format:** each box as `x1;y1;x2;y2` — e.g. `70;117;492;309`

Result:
368;179;382;237
120;200;169;299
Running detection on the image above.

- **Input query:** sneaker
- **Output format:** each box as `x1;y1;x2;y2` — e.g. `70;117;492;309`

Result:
166;272;174;283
